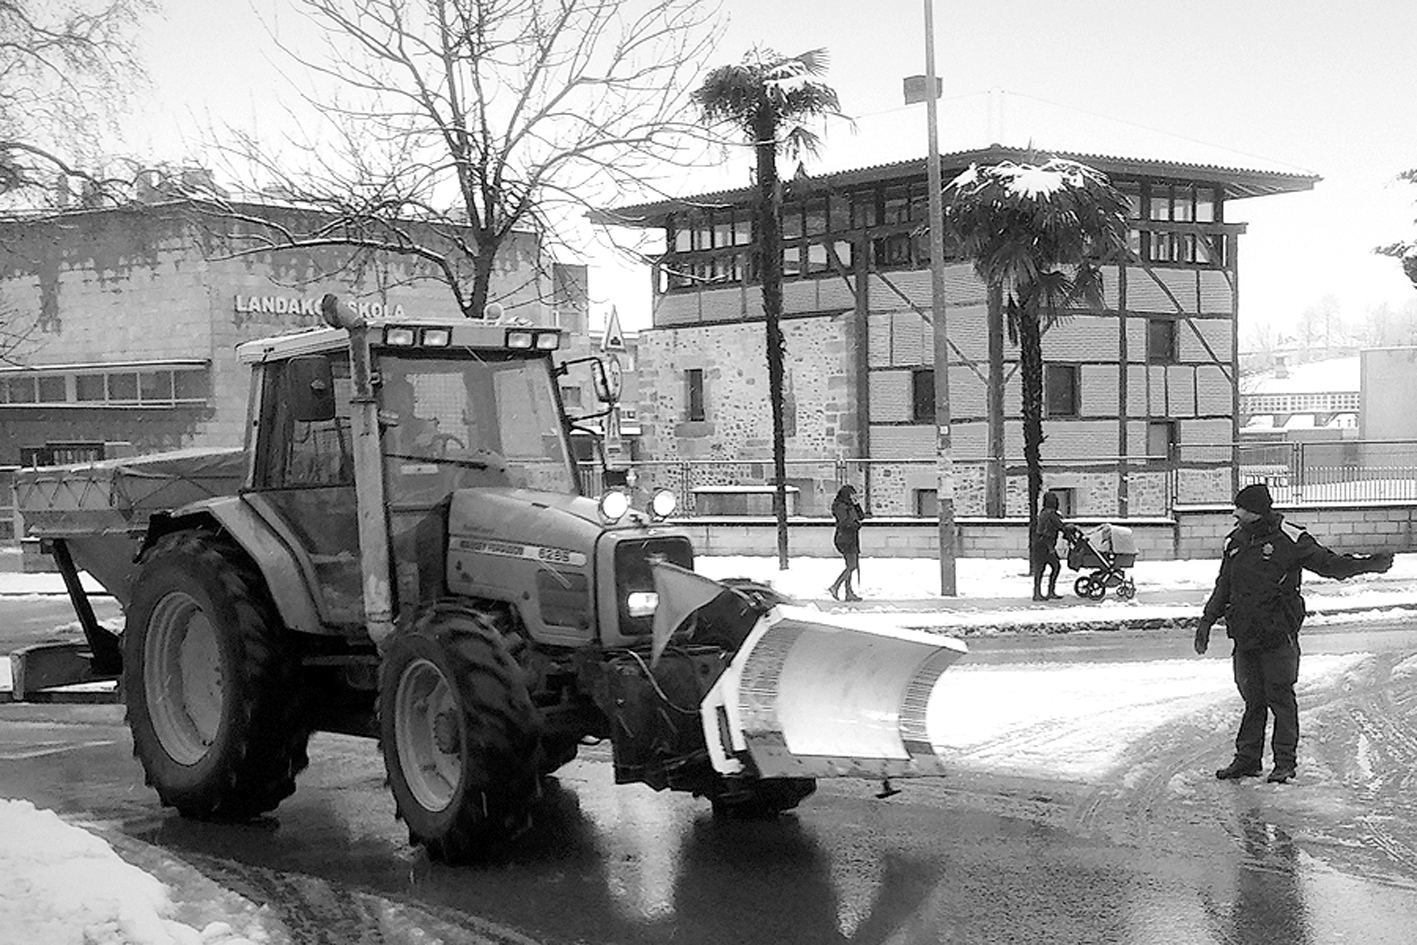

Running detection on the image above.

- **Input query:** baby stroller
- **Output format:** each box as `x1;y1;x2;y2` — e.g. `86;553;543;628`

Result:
1065;523;1138;601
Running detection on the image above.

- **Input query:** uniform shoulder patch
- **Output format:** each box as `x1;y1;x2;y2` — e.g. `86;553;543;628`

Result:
1280;520;1307;543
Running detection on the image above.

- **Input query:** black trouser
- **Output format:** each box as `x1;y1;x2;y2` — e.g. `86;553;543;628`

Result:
1232;638;1301;768
1031;540;1059;594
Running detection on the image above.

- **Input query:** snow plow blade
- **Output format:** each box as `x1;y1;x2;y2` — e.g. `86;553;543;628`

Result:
700;606;967;780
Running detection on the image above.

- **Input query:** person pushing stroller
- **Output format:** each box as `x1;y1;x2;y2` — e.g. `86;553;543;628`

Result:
1032;492;1080;601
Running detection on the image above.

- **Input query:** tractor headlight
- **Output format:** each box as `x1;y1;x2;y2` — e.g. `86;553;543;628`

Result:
650;489;677;520
599;489;630;522
626;591;658;618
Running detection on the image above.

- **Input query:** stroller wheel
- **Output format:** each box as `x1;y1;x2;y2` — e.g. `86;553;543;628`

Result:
1073;576;1093;599
1087;579;1107;601
1116;580;1136;601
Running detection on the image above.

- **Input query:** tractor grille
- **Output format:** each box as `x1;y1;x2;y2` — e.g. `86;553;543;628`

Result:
536;568;591;630
615;536;694;637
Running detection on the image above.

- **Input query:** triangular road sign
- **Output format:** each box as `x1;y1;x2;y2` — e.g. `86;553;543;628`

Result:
601;306;626;352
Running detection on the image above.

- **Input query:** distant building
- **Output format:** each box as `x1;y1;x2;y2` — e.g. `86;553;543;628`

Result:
1360;347;1417;442
1240;355;1360;432
611;128;1316;518
0;200;569;466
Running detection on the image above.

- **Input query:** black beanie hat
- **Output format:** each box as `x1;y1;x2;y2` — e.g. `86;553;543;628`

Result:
1043;492;1059;510
1235;483;1273;515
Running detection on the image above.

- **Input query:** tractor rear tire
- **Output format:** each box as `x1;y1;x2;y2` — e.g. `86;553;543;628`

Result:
379;605;541;862
123;531;311;820
709;776;817;819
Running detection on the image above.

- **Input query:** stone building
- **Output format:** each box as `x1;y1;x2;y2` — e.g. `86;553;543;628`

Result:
610;140;1317;519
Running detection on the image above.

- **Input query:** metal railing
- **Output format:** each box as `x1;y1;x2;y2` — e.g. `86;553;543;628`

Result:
584;439;1417;518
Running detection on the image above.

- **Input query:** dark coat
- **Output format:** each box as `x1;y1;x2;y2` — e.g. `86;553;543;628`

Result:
1032;508;1070;549
832;496;866;555
1201;513;1376;651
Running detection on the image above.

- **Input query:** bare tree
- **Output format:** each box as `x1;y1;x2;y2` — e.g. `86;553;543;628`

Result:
0;0;154;206
1377;167;1417;290
191;0;719;320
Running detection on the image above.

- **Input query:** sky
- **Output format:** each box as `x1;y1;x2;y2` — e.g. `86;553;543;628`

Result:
123;1;1417;339
4;549;1416;941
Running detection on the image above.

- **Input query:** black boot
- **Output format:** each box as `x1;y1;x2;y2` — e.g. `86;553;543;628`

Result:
1215;758;1262;780
1046;576;1063;600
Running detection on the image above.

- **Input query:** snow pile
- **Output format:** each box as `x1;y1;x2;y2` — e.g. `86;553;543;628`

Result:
0;800;270;945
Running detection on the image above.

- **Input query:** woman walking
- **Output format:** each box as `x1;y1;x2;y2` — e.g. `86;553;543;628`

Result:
828;485;867;601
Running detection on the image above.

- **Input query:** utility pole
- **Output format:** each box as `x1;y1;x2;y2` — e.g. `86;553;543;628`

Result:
921;0;956;595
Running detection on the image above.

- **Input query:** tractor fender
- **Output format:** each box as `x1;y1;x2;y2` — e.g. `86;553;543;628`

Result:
144;498;324;635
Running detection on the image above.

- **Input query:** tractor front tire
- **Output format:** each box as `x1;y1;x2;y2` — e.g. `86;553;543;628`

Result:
123;531;310;820
379;605;541;862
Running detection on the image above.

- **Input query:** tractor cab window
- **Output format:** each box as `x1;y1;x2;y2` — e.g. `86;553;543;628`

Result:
377;353;577;498
261;355;354;488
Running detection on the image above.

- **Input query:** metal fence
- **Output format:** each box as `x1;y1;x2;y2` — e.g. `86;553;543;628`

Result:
584;438;1417;518
1232;439;1417;504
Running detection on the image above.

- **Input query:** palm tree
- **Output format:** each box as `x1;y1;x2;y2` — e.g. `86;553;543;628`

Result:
943;156;1130;528
693;48;841;570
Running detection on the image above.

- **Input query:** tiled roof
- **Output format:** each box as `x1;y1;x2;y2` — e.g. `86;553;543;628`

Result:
603;91;1319;225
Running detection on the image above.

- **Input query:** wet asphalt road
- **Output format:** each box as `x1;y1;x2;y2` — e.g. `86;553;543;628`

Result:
4;617;1417;943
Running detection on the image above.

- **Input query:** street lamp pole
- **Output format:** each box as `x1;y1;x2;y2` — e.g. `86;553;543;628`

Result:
923;0;956;595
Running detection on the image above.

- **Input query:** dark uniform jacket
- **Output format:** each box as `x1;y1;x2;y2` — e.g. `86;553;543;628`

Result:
1201;513;1375;651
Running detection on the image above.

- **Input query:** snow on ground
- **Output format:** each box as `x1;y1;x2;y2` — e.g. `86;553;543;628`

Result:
0;799;281;945
695;552;1417;619
1;552;1413;941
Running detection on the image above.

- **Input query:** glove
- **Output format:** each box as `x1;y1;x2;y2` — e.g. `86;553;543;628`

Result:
1367;552;1394;574
1193;620;1212;656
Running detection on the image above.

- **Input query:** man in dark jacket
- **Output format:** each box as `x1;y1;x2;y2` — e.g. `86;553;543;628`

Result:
1195;483;1393;784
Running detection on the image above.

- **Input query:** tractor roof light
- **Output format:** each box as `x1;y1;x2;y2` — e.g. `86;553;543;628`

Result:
421;327;452;347
534;332;560;351
506;330;534;349
650;489;677;521
598;489;630;523
385;326;417;346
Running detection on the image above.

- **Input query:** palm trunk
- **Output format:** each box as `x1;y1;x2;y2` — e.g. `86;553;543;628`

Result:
985;283;1005;517
1017;301;1045;532
754;112;790;570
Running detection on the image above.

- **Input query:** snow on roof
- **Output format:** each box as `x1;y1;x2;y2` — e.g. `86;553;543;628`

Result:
1247;356;1360;394
607;90;1317;222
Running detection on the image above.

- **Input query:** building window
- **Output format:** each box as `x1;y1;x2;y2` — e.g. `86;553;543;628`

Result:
1045;488;1077;516
560;386;582;409
0;365;210;407
1147;420;1176;460
914;488;938;517
1147;318;1178;364
911;369;935;423
1045;365;1079;417
872;233;913;269
685;369;706;422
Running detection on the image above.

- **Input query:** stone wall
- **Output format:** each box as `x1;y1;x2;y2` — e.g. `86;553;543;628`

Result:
672;501;1417;561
